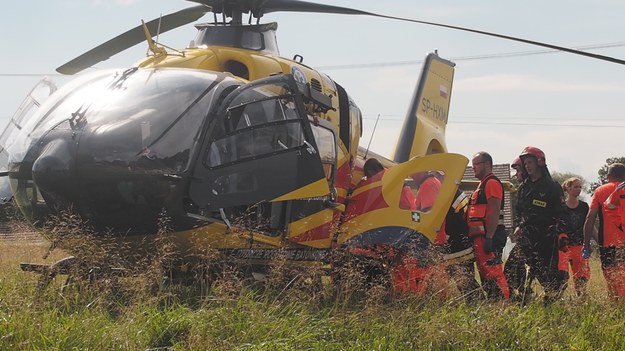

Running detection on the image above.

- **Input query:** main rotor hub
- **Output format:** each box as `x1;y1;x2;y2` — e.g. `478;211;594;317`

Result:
193;22;279;54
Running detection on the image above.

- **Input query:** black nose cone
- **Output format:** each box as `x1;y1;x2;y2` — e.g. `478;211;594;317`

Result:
32;139;74;195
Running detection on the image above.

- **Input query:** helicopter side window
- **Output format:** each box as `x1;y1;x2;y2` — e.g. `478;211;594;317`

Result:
207;120;304;167
208;90;307;168
310;124;336;180
402;170;444;212
230;96;297;131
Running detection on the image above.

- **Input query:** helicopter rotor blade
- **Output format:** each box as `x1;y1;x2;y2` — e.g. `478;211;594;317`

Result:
359;11;625;66
56;5;210;75
186;0;368;16
189;0;625;66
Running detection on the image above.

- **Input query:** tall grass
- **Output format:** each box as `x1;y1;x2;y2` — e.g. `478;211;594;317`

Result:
1;222;624;350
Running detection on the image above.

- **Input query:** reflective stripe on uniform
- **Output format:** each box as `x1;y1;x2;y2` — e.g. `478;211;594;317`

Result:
469;224;485;233
452;193;469;213
443;247;474;265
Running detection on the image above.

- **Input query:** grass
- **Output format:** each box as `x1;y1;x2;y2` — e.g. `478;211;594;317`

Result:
1;227;624;350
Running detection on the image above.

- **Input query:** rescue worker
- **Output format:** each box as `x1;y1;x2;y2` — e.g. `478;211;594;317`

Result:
504;157;535;302
340;158;399;290
397;175;477;300
559;177;590;296
582;163;625;298
413;171;442;213
467;151;510;300
392;169;448;297
514;146;567;304
344;158;426;294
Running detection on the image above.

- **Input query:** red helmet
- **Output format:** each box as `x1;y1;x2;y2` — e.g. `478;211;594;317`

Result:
511;156;522;169
520;146;546;166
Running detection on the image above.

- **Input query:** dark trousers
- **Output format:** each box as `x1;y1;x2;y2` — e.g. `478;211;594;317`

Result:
446;259;481;301
504;243;533;300
518;235;566;303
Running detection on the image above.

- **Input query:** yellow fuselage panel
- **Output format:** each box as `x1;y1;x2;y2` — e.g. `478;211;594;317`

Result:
136;47;341;133
409;58;454;157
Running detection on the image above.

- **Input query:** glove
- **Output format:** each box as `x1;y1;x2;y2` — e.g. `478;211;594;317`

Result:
582;245;591;259
484;237;494;254
558;233;570;252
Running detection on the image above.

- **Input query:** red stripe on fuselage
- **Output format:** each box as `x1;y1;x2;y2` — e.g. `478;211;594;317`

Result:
343;186;389;222
289;221;334;243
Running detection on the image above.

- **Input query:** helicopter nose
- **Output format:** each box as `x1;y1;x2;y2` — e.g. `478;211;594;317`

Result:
32;139;75;194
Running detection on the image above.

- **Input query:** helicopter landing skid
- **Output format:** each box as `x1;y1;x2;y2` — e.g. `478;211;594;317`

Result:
20;256;127;297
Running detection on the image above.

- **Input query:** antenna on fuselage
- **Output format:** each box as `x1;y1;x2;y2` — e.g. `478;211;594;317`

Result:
363;113;381;159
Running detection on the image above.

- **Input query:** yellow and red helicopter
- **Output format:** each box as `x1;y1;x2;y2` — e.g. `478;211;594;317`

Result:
2;0;624;282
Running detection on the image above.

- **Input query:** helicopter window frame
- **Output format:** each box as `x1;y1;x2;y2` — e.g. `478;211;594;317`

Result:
205;75;318;169
309;119;337;183
225;94;300;132
207;117;305;168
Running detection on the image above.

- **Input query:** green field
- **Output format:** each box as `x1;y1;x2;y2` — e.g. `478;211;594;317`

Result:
1;235;624;351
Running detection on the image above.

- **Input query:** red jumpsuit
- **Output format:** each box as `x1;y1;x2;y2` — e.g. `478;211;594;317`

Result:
558;200;590;296
592;182;625;298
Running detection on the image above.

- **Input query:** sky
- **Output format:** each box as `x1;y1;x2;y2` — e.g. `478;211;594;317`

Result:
2;0;625;191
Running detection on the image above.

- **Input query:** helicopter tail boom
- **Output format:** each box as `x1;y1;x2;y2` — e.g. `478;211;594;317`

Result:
393;53;455;162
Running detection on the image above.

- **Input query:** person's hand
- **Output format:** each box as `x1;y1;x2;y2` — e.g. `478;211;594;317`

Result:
484;237;494;254
582;245;591;259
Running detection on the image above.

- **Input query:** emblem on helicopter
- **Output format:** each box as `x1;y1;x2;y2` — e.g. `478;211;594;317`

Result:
411;212;421;223
290;66;308;85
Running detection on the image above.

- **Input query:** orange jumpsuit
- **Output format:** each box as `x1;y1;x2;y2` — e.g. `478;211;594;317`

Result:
467;173;510;300
591;182;625;298
558;200;590;296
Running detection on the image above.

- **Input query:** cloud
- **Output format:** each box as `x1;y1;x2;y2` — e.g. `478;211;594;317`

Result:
366;67;417;92
455;74;625;93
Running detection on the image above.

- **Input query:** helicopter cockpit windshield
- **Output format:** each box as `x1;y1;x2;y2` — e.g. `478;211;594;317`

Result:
5;67;241;231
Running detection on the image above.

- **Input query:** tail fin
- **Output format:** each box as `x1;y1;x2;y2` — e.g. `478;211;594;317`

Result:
392;52;455;162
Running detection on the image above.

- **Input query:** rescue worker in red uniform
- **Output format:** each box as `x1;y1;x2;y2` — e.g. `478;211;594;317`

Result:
504;157;535;302
583;163;625;298
343;158;418;290
467;151;510;300
344;158;430;293
395;178;478;300
514;146;567;304
559;177;590;296
391;170;449;297
413;171;442;213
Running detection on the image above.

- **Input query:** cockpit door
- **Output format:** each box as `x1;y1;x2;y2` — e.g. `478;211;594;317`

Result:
189;74;330;210
339;153;469;246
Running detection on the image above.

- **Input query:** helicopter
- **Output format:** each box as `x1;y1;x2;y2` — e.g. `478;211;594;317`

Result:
4;0;625;285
